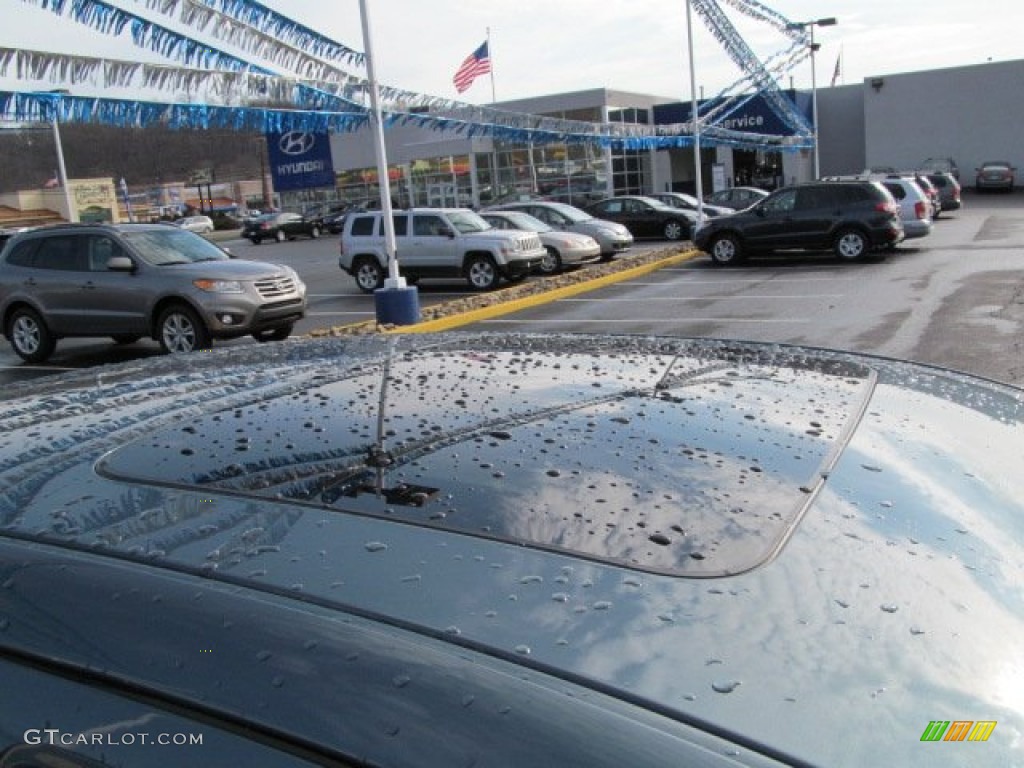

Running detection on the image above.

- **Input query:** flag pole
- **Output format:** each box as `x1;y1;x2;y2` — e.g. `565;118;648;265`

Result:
487;27;497;103
487;27;501;201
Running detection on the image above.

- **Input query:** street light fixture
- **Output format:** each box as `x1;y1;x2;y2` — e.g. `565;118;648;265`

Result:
787;17;837;179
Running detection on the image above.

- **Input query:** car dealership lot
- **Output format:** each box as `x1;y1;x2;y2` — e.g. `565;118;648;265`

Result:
468;193;1024;387
2;195;1024;388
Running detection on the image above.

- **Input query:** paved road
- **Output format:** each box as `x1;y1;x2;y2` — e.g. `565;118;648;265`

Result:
2;195;1023;387
459;193;1024;387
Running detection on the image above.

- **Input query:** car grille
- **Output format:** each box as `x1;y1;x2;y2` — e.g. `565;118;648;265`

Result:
255;275;299;299
518;235;542;251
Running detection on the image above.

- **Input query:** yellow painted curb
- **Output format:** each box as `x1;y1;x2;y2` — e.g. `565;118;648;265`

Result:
310;247;702;338
387;248;702;334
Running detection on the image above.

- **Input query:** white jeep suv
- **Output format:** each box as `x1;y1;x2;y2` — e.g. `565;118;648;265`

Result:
339;209;545;292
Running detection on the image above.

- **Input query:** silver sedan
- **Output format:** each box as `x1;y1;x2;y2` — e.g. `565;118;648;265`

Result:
480;210;601;274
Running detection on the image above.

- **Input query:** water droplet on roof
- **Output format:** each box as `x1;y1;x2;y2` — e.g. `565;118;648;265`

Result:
712;680;741;694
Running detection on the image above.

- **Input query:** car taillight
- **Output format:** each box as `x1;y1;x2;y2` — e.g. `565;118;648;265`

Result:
875;202;899;214
914;201;927;219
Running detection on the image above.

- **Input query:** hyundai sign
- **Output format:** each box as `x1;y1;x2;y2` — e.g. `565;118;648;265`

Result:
267;131;336;191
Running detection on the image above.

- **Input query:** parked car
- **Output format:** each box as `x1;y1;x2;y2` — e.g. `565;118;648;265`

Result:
242;212;323;244
0;223;306;361
479;210;601;274
0;227;23;249
484;200;633;260
173;214;215;234
585;195;696;242
926;171;962;212
703;185;770;211
1;332;1022;767
919;155;959;180
908;172;942;219
975;161;1016;192
693;180;904;264
647;191;733;218
339;208;545;291
879;176;933;240
322;211;346;234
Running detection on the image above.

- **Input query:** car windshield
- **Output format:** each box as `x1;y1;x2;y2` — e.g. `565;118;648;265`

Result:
543;203;593;223
447;210;491;233
499;212;552;232
121;228;230;266
640;197;673;210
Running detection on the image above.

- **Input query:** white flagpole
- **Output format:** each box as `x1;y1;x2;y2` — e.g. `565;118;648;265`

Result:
487;27;497;103
686;0;704;224
487;27;501;201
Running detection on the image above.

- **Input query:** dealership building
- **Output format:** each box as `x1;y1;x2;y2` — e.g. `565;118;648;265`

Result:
274;57;1023;210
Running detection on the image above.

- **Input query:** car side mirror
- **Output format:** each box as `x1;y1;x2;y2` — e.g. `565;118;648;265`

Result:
222;247;234;258
107;255;135;272
442;227;456;239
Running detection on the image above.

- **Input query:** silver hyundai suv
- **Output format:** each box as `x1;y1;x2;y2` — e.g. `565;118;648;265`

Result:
0;223;307;362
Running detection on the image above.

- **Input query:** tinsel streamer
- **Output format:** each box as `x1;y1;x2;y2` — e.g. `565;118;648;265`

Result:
0;90;814;151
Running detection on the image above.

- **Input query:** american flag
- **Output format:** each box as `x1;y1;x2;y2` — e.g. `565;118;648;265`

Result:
453;41;491;94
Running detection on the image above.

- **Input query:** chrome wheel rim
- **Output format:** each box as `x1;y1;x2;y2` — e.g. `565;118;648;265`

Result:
162;313;196;353
12;315;40;355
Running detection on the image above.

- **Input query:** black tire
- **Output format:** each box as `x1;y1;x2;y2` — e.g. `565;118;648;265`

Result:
111;334;142;345
353;258;385;293
538;246;562;275
275;230;286;243
465;255;500;290
252;324;293;343
309;226;321;239
834;228;868;260
157;304;211;354
663;219;686;241
7;307;56;363
249;237;262;245
708;233;743;265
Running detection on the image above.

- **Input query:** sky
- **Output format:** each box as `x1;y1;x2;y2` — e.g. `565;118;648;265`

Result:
0;0;1020;104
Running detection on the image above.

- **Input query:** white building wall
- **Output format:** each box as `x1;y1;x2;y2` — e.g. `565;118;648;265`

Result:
860;59;1024;180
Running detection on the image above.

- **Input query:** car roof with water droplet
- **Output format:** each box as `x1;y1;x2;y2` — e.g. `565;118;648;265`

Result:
80;335;880;577
2;333;1024;766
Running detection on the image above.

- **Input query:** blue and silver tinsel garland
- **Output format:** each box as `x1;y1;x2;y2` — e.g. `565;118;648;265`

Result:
4;0;817;151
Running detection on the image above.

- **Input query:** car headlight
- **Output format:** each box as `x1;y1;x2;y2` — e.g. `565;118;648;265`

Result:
193;279;244;293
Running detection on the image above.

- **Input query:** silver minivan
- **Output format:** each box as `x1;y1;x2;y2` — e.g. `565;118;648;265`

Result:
0;223;307;362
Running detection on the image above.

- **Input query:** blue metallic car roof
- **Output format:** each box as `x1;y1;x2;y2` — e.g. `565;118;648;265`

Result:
2;333;1023;766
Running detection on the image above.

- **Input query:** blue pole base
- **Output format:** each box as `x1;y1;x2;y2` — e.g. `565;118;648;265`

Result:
374;286;421;326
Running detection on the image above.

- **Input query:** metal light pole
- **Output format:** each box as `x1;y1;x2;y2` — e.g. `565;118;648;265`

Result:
40;90;78;223
685;0;704;224
358;0;419;325
787;17;837;179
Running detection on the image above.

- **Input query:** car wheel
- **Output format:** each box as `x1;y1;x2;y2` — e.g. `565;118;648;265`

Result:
834;228;868;260
310;226;321;239
708;233;742;265
353;258;385;293
250;237;261;245
275;230;286;243
111;334;142;345
252;324;293;343
466;255;500;290
663;220;685;241
8;307;56;363
157;304;211;354
538;246;562;275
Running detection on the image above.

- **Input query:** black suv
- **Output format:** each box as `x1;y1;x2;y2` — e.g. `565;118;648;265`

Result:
693;181;904;264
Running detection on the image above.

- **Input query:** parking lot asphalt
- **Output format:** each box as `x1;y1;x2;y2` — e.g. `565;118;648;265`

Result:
311;245;701;336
